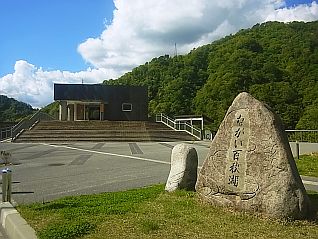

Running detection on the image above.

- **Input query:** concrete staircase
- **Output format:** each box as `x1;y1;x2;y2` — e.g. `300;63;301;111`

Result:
13;120;196;143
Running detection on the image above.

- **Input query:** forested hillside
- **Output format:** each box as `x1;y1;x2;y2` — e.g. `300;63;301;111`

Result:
41;101;59;118
104;21;318;131
0;95;35;122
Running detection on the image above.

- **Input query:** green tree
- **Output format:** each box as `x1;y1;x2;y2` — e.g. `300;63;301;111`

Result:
0;95;35;122
102;21;318;130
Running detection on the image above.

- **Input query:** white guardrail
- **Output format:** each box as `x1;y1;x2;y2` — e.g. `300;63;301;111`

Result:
155;115;318;143
285;130;318;143
156;113;202;140
0;111;56;141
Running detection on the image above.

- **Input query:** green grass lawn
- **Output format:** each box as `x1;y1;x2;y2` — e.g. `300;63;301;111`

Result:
17;153;318;239
17;185;318;239
296;153;318;177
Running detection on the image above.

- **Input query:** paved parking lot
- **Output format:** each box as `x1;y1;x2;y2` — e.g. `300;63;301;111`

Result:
0;141;210;204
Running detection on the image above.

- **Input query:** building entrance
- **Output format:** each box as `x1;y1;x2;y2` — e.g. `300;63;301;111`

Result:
66;102;104;121
86;105;100;120
76;104;85;120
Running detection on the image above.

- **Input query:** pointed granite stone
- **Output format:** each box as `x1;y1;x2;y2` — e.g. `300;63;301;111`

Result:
196;92;312;219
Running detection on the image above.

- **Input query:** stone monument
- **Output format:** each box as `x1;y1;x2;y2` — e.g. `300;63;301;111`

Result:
165;144;198;192
196;92;312;219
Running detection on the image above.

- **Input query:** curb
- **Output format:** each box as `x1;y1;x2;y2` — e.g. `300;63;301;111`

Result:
301;175;318;182
0;202;37;239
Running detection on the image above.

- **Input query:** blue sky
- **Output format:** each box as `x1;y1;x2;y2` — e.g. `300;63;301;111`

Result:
0;0;317;107
0;0;114;75
286;0;315;6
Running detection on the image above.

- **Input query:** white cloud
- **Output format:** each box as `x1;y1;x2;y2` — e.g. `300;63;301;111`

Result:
78;0;318;74
0;60;109;108
266;1;318;22
1;0;318;108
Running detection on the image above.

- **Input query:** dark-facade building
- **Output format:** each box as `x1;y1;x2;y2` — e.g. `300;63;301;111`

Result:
54;84;148;121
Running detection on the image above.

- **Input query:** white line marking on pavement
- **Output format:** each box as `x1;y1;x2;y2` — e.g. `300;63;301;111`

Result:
41;143;171;165
302;180;318;186
39;143;318;188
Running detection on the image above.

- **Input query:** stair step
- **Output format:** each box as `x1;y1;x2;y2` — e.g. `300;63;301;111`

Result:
14;120;197;142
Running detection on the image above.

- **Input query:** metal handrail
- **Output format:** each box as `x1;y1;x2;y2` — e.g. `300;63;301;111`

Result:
285;130;318;132
156;113;202;140
11;110;56;140
285;130;318;143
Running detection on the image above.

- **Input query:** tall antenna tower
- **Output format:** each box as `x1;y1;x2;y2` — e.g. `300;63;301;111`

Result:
174;42;178;57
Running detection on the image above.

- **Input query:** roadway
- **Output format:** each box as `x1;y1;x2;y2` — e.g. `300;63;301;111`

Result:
0;141;317;204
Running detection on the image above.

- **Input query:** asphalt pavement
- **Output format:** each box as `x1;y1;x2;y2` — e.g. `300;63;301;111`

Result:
0;141;209;204
0;141;317;205
0;227;8;239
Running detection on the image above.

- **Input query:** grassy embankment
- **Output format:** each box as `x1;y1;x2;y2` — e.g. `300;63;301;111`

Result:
296;153;318;178
17;153;318;239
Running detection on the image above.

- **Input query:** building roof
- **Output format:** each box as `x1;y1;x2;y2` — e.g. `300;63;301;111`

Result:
54;84;147;102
